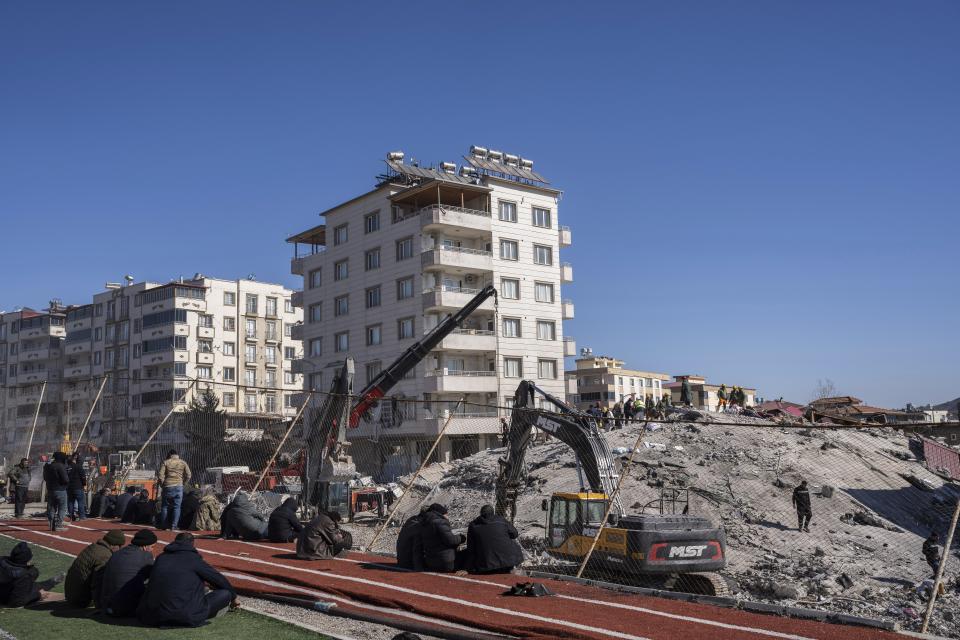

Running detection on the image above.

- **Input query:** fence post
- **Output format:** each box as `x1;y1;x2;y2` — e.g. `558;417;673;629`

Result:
252;392;313;494
73;375;109;454
365;398;463;553
24;381;47;461
921;499;960;634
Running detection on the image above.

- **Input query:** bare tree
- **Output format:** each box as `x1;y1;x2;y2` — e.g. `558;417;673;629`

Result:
811;378;837;401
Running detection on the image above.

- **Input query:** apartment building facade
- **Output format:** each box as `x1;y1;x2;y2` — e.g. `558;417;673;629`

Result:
0;305;68;457
289;147;574;473
565;355;671;411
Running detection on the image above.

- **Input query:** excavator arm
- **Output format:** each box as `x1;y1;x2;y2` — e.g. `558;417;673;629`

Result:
495;380;623;522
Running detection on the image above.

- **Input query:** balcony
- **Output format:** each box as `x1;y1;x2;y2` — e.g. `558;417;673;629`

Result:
64;364;92;379
196;352;214;365
291;256;306;276
65;341;91;355
21;348;60;362
291;358;310;374
421;414;501;436
563;336;577;357
422;287;496;312
291;291;304;308
562;299;575;319
437;328;497;352
19;370;52;384
198;326;215;339
423;369;498;393
419;204;492;235
559;225;572;247
561;262;573;283
290;323;305;341
421;246;493;272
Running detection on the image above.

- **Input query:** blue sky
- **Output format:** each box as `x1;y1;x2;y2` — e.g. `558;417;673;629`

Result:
1;2;957;407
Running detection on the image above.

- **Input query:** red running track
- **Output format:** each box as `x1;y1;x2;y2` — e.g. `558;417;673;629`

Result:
0;518;912;640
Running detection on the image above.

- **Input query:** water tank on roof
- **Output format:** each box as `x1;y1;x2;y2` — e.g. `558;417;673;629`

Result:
487;149;503;162
470;145;488;158
504;153;519;166
440;162;456;174
387;151;404;162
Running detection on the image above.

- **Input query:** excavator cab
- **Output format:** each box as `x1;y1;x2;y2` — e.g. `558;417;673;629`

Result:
546;492;628;558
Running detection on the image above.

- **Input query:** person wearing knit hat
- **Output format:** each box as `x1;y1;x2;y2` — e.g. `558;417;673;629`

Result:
64;531;125;607
0;541;64;606
100;529;158;615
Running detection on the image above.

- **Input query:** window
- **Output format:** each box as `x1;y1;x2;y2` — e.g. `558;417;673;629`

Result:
500;239;518;261
365;286;381;309
535;282;555;303
502;317;521;338
199;314;213;328
198;339;213;353
245;394;257;412
133;344;141;359
498;200;517;222
245;344;256;363
309;338;322;357
534;244;553;265
224;292;236;306
284;371;295;384
174;362;186;377
222;392;235;407
365;361;382;385
366;324;381;346
365;248;381;271
284;323;292;337
397;317;414;340
504;357;522;378
396;237;414;261
308;303;321;323
265;394;277;413
333;224;348;246
196;366;212;379
245;369;256;385
94;327;102;341
501;278;520;300
223;367;236;382
285;299;293;313
536;320;556;341
532;207;552;228
223;317;235;331
396;277;414;300
223;341;235;356
309;373;322;391
364;211;380;234
93;351;101;365
265;297;278;317
309;269;322;289
245;294;258;314
335;332;349;353
245;319;257;338
264;347;277;365
334;259;348;281
538;359;558;379
265;370;276;387
284;346;296;360
334;295;349;317
265;320;278;341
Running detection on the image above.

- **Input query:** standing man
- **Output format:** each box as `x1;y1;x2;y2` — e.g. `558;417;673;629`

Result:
923;532;942;578
717;385;728;411
66;454;87;521
792;480;812;532
680;378;692;407
43;452;70;531
157;449;191;531
7;458;31;518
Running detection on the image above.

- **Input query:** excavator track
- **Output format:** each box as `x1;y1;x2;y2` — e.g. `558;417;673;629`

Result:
550;565;731;597
672;571;731;596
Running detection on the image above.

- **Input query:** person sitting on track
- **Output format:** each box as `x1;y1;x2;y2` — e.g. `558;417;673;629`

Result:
0;542;64;607
420;503;465;573
64;529;125;607
267;498;303;543
177;489;201;530
113;486;137;521
194;487;222;531
296;510;351;559
396;506;428;570
122;490;158;526
219;493;268;541
464;504;523;575
137;532;237;627
100;529;157;617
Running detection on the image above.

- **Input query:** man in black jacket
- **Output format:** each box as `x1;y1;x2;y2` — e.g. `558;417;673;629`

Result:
465;505;523;574
792;480;812;532
101;529;157;616
101;488;119;518
43;452;70;531
0;542;63;606
7;458;31;518
420;503;465;573
113;487;137;521
396;506;428;570
66;454;87;521
122;490;157;525
267;498;302;543
178;490;200;530
138;532;236;627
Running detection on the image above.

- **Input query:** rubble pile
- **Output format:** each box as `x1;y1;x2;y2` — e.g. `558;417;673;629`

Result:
357;412;960;636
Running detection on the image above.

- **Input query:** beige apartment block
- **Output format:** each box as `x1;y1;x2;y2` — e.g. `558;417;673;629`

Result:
288;147;573;472
0;304;69;456
565;355;670;411
61;276;304;449
666;375;757;411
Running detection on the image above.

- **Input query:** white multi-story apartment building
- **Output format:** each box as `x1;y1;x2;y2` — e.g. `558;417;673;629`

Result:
565;355;671;411
288;147;574;472
0;304;68;456
60;276;303;448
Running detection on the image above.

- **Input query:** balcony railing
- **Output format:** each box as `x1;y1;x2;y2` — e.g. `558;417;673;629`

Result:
449;328;495;337
426;245;492;257
422;285;483;296
425;369;496;377
417;204;491;218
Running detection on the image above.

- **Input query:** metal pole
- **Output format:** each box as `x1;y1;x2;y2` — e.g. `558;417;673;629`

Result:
73;375;108;454
252;392;313;494
118;378;198;489
576;420;649;579
24;381;47;461
921;500;960;634
365;398;463;553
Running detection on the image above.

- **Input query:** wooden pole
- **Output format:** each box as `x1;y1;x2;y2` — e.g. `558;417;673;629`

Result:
365;398;463;553
576;420;649;578
73;375;109;454
24;381;47;461
251;392;313;494
921;499;960;633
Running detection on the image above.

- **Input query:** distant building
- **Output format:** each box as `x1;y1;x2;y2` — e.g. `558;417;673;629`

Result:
756;400;804;418
924;410;949;423
565;356;670;411
807;396;923;425
665;375;757;411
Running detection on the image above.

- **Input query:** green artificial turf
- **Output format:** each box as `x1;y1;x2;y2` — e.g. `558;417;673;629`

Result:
0;535;329;640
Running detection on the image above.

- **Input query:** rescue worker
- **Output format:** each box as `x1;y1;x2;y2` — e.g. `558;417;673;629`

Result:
64;529;125;607
923;532;942;578
157;449;191;531
420;503;465;573
717;385;728;411
396;506;428;570
464;505;523;574
612;402;623;428
267;498;302;543
7;458;31;518
100;529;157;616
792;480;812;532
680;378;692;406
0;542;63;606
296;511;348;560
645;395;655;419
